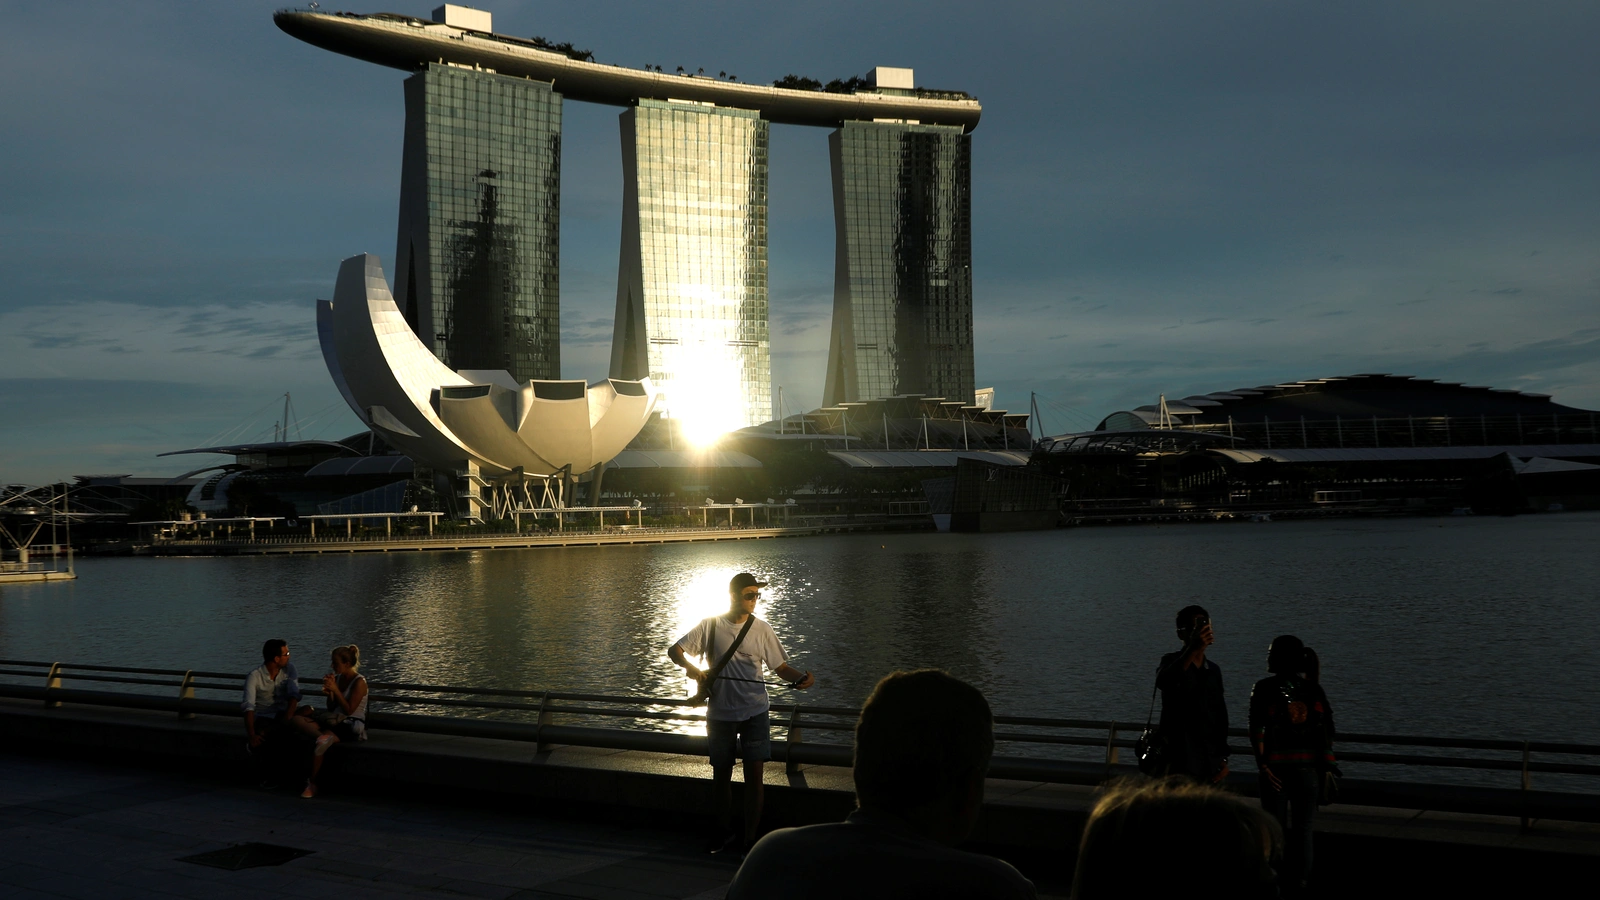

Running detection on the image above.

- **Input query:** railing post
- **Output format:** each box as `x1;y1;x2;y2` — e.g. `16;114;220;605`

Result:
1105;721;1119;766
1520;740;1532;830
535;693;553;754
178;670;196;720
786;704;803;776
44;662;62;708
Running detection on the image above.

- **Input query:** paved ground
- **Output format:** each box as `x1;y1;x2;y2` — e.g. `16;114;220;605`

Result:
0;753;753;900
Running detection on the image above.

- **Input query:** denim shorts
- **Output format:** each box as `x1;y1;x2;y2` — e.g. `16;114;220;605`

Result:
706;711;771;769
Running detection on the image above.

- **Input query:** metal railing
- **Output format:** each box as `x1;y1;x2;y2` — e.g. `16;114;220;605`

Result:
140;522;871;548
3;658;1599;823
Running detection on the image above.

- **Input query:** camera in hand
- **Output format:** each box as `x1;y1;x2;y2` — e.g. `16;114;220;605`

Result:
1179;614;1210;642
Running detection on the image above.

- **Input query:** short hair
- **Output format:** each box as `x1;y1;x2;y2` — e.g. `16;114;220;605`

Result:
853;670;993;813
261;639;287;664
1072;778;1280;900
1267;635;1305;675
1175;605;1210;631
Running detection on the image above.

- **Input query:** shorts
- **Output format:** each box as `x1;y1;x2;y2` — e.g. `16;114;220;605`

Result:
707;711;770;769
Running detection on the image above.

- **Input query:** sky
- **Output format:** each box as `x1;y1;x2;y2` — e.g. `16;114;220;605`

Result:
1;1;1596;483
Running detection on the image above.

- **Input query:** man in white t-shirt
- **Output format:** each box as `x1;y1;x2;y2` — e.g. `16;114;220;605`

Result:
670;572;815;854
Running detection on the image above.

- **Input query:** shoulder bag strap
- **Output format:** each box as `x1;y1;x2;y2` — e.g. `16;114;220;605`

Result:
701;615;758;699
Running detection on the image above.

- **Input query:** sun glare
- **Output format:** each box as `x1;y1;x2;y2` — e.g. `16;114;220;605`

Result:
664;347;746;449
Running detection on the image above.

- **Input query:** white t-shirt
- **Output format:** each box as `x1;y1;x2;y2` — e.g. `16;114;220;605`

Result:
675;614;790;721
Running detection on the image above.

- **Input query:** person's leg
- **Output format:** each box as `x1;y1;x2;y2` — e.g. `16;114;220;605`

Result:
1291;767;1319;886
249;717;276;784
706;718;737;845
1258;770;1291;855
286;710;321;739
305;733;339;791
740;758;764;844
738;712;771;845
260;716;295;786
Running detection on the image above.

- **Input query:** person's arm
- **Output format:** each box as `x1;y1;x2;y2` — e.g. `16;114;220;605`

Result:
1154;651;1189;690
774;663;814;689
1211;668;1230;783
1248;680;1267;756
669;622;707;680
761;627;813;689
1320;685;1335;743
283;661;301;718
328;675;367;716
1250;679;1282;790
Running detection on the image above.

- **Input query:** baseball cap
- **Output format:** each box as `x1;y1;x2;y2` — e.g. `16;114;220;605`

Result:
729;572;769;594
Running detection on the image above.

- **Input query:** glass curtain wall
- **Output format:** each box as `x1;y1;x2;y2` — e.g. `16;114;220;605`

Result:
612;99;771;439
393;64;563;383
824;121;974;406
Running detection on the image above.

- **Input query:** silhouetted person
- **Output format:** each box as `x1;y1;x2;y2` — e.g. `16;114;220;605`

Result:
1155;605;1231;783
242;638;301;787
670;573;814;853
727;669;1035;899
287;643;369;798
1250;635;1336;894
1071;777;1281;900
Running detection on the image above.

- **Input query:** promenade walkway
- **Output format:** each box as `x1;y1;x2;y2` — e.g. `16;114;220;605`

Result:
5;697;1599;897
0;752;752;900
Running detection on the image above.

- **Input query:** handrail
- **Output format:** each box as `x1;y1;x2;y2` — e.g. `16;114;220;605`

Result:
3;657;1600;788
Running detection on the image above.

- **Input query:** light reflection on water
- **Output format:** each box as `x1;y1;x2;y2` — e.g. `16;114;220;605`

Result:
3;513;1599;786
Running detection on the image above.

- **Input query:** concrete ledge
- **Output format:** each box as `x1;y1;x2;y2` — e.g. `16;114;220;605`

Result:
3;697;1597;869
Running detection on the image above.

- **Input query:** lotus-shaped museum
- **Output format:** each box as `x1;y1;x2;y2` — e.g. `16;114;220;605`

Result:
317;254;658;482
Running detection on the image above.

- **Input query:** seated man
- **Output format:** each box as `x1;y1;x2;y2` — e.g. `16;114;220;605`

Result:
242;638;301;786
727;669;1035;899
1070;778;1281;900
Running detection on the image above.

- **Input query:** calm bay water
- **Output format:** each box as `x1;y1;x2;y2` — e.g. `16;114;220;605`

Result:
3;513;1599;759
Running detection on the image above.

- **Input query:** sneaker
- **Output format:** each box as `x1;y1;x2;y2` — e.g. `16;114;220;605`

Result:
300;781;317;799
703;831;734;854
710;835;746;857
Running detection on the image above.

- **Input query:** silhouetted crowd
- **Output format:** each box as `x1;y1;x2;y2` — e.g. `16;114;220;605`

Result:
713;600;1336;900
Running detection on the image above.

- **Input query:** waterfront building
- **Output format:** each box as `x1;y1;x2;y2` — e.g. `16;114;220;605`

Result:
320;253;658;520
392;61;563;382
611;100;770;441
1038;375;1600;517
825;102;975;405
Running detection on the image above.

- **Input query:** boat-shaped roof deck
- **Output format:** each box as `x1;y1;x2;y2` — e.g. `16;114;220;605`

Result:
274;9;983;131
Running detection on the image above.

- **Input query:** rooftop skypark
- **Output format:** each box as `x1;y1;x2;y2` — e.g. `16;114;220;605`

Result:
273;8;982;130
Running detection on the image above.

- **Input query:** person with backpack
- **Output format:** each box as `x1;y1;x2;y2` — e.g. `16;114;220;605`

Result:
1250;634;1337;895
669;573;815;855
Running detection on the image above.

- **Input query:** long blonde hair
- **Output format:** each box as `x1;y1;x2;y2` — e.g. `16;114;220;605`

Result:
330;644;361;673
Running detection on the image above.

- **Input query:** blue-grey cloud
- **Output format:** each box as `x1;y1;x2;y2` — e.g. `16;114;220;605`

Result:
1;1;1597;481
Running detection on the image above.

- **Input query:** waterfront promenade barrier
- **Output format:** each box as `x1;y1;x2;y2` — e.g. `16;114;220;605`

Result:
2;657;1599;824
131;521;891;555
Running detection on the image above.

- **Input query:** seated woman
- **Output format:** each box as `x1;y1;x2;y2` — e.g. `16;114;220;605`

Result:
297;643;368;798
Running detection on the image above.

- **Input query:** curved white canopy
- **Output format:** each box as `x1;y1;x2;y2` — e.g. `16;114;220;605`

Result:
318;254;657;477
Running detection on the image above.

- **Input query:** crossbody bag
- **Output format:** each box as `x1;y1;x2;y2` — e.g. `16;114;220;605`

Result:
690;615;757;705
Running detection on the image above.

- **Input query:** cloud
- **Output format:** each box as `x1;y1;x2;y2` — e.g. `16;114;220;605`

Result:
3;1;1599;472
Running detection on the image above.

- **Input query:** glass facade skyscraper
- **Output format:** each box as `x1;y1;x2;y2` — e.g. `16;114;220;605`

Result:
824;121;974;406
611;100;770;437
393;63;563;383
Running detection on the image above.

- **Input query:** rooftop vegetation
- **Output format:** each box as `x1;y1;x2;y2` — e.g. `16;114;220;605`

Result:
529;35;594;62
